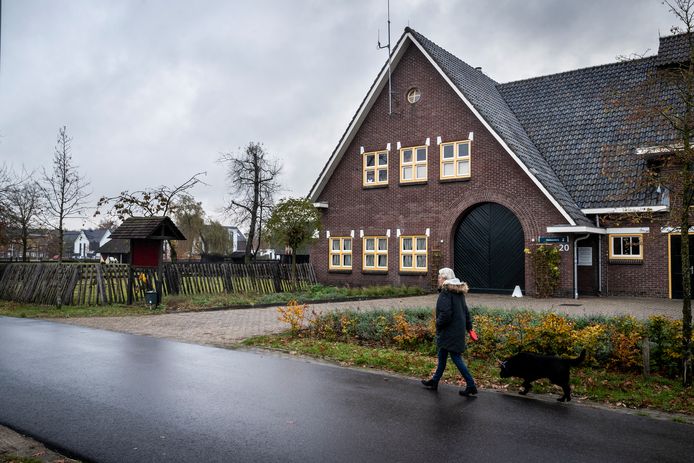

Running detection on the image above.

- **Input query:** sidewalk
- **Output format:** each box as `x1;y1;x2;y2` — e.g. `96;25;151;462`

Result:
56;293;685;349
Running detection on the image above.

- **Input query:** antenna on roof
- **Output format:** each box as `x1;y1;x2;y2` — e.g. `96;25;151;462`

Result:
377;0;392;116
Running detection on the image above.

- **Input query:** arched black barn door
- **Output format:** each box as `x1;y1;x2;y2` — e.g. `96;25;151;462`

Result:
454;202;525;293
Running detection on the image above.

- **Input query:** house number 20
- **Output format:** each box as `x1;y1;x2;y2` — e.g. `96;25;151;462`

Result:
558;244;570;252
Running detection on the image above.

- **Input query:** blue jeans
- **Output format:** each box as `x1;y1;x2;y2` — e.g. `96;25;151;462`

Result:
432;348;476;388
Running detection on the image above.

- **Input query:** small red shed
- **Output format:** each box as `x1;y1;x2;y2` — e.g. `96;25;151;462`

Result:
110;216;186;266
109;216;186;304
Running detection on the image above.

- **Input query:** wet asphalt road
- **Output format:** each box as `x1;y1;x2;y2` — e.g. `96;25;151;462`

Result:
0;317;692;463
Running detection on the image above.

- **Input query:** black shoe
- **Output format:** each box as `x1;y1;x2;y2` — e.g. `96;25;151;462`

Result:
421;379;438;390
459;386;478;396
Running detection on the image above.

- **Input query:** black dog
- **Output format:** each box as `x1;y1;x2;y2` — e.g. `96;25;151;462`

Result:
499;349;586;402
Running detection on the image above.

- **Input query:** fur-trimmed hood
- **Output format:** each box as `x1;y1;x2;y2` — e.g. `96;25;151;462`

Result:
442;278;469;293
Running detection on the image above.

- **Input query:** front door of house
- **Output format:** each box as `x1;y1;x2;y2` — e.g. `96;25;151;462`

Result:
670;234;694;298
577;235;598;295
454;202;525;294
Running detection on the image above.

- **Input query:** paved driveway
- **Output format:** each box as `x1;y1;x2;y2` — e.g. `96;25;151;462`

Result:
55;294;685;348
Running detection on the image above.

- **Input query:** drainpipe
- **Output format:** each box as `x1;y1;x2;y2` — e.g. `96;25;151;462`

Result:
596;215;602;295
574;234;591;299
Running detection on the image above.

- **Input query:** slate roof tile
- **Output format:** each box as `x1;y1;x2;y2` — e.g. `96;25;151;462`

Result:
109;217;186;240
410;30;592;225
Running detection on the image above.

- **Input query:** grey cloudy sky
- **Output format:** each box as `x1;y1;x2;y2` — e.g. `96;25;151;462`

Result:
0;0;677;230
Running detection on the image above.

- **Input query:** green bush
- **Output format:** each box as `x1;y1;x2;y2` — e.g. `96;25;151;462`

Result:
299;306;689;379
525;245;561;297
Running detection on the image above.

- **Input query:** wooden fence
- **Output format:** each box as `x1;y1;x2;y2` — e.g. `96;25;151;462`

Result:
0;262;317;306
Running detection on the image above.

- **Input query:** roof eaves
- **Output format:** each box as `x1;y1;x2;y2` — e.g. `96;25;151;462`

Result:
308;29;413;201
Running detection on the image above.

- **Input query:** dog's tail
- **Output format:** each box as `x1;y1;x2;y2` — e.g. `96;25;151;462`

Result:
570;349;586;366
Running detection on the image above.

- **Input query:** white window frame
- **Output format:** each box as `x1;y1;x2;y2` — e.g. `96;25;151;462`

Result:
440;140;471;180
399;235;428;272
329;237;353;270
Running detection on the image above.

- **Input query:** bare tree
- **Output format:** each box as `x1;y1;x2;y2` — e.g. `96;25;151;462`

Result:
605;0;694;385
5;178;43;261
0;164;23;246
40;126;90;262
95;172;206;261
219;142;281;263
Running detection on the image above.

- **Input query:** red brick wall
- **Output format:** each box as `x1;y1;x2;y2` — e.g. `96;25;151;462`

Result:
312;43;577;294
599;223;670;297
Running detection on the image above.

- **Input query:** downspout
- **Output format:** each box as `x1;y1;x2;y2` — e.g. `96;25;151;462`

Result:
574;234;591;299
596;215;602;295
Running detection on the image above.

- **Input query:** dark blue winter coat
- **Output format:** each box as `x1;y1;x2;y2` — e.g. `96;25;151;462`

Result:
435;282;472;353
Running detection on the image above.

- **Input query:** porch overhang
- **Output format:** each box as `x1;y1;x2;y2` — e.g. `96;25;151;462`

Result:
546;225;606;234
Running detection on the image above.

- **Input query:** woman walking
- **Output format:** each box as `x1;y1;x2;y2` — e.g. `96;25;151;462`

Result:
422;267;477;396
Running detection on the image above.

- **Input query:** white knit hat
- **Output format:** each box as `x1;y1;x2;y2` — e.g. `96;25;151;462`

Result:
438;267;455;280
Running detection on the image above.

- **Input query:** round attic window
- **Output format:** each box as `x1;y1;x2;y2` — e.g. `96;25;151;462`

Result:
407;88;421;104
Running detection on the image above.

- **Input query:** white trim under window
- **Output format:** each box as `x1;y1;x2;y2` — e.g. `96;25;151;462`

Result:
399;235;428;272
440;140;471;179
609;234;643;260
363;150;388;187
329;237;353;270
400;146;428;183
363;236;388;271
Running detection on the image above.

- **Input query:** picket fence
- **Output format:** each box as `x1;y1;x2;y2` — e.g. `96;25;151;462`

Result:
0;262;317;306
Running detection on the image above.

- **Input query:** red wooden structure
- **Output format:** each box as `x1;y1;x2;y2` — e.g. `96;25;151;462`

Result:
109;216;186;304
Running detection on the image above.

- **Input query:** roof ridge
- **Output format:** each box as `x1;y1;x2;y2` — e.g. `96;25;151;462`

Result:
407;28;499;85
499;55;655;87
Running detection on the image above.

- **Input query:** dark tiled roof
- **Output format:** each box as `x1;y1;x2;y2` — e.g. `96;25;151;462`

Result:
98;239;130;254
109;217;186;240
656;32;692;67
84;229;109;249
410;30;592;225
498;57;677;208
63;230;80;246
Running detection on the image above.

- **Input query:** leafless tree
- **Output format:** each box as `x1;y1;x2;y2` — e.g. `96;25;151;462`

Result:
0;164;25;245
219;142;281;263
5;178;44;261
40;126;90;262
604;0;694;385
95;172;206;261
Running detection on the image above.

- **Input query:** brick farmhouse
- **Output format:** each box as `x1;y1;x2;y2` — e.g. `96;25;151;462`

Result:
309;28;688;298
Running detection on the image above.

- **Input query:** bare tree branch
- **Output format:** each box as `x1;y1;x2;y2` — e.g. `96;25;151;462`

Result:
219;142;282;262
39;126;91;262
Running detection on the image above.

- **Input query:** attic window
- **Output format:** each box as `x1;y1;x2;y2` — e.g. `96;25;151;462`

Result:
407;88;421;104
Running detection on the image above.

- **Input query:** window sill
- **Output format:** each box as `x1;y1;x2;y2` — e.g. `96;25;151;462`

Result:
608;258;643;265
399;270;428;276
328;269;353;274
362;270;388;275
399;180;428;187
439;177;471;183
362;184;389;190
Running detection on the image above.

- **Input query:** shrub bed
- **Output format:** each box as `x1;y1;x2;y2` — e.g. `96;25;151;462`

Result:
301;307;686;379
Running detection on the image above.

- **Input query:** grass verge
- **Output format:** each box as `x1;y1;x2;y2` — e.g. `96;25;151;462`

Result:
242;334;694;417
0;285;427;318
0;300;165;318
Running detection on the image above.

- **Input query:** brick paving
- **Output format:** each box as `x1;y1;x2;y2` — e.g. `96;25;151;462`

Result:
55;293;684;348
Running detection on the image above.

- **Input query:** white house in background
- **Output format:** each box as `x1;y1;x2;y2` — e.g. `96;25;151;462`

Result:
224;226;247;253
73;229;111;259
